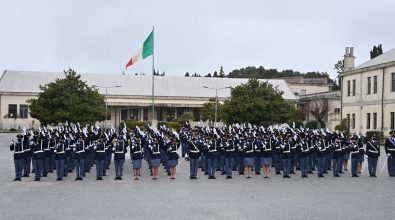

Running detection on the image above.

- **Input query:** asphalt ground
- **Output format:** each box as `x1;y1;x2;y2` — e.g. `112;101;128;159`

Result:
0;133;394;220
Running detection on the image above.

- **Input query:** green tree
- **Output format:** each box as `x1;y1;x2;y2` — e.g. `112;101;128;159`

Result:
370;44;383;59
222;79;294;126
178;112;194;124
185;72;190;77
219;66;225;77
27;68;106;125
201;98;223;122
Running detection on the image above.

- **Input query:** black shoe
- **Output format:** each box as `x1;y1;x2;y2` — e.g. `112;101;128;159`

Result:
221;172;226;175
213;176;216;179
334;174;340;177
208;176;213;179
190;177;194;179
318;175;324;178
339;171;344;174
324;171;328;174
308;171;314;174
352;175;359;177
372;174;377;177
255;172;261;175
49;170;53;173
290;171;296;174
13;178;18;181
276;172;281;175
75;178;79;181
226;176;231;179
43;174;47;177
296;167;301;170
34;178;40;181
97;177;100;180
286;175;291;178
23;174;29;177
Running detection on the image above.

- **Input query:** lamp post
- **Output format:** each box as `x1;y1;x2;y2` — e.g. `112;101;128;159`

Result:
202;86;231;127
92;85;122;128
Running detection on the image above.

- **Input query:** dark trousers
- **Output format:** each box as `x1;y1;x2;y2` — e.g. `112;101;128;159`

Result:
64;156;70;176
333;158;343;176
105;152;112;168
225;157;234;177
189;158;199;177
55;159;65;179
201;155;207;172
300;156;309;176
24;155;32;176
368;157;378;175
207;158;218;177
33;158;43;179
236;156;244;174
282;158;292;177
44;155;50;175
254;156;261;174
14;158;25;179
316;157;325;176
219;155;225;173
274;154;282;173
96;159;105;177
114;159;124;178
351;157;358;176
75;159;85;179
181;141;188;157
292;153;300;171
50;154;55;170
388;156;395;176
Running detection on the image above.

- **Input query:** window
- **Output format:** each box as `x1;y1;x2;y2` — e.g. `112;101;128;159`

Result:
334;108;340;114
373;113;377;130
157;108;163;121
352;79;356;96
347;114;351;130
8;104;17;118
300;89;306;95
166;109;175;121
347;80;351;96
106;109;111;120
391;112;395;130
392;73;395;92
143;109;148;121
352;113;355;129
367;77;371;95
129;109;139;120
19;105;28;118
366;113;370;129
373;76;377;94
193;109;201;121
121;109;128;120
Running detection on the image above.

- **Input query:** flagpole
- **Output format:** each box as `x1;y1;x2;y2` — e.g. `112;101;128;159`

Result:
152;26;155;123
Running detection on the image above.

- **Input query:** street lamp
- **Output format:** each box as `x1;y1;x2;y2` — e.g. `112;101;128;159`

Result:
202;86;231;127
92;85;122;128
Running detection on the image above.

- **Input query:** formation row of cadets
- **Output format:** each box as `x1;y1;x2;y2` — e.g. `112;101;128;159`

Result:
9;125;395;181
186;127;395;179
9;125;181;181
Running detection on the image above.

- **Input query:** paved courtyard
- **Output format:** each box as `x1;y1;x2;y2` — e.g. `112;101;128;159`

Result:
0;133;394;220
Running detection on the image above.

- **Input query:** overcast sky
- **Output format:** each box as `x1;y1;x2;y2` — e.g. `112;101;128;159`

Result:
1;0;394;79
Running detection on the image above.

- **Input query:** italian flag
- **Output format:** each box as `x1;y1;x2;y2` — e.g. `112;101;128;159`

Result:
125;31;154;69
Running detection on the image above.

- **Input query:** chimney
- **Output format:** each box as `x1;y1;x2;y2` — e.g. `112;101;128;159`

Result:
343;47;355;71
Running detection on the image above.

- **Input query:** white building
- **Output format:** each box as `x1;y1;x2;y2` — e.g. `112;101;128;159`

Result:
0;70;297;129
339;47;395;135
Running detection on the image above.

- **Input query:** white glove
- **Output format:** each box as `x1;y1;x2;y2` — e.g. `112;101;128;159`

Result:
254;146;257;150
10;141;14;145
387;153;391;157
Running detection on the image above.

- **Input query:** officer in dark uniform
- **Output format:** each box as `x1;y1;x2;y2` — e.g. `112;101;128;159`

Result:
223;134;235;179
273;134;283;175
332;135;343;177
94;135;107;180
10;134;25;181
42;133;51;177
188;133;201;179
32;132;45;181
366;133;380;177
113;135;127;180
315;134;327;177
54;136;66;181
167;137;180;180
74;135;86;180
130;136;143;180
349;136;360;177
384;130;395;177
207;135;219;179
149;137;161;180
281;134;292;178
23;132;32;177
299;133;310;178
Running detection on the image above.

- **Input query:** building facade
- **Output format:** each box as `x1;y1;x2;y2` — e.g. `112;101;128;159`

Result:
0;70;297;129
340;47;395;135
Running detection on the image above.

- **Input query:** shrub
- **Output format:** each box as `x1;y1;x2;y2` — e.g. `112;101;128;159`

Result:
365;131;384;144
168;122;180;131
123;119;145;130
305;120;326;129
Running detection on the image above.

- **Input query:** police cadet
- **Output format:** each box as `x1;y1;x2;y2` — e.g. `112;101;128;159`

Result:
366;133;380;177
273;134;283;175
10;134;26;181
223;134;235;179
254;134;263;176
23;132;33;177
63;133;72;177
188;133;201;179
384;130;395;177
167;137;180;180
131;135;143;180
357;135;365;175
349;135;360;177
54;136;66;181
74;135;86;181
94;135;107;180
261;133;273;178
298;133;309;178
42;133;51;177
207;135;219;179
332;135;343;177
32;132;45;181
307;133;316;174
113;135;127;180
49;132;57;174
236;135;245;175
243;136;255;179
150;137;161;180
280;134;292;178
315;134;327;177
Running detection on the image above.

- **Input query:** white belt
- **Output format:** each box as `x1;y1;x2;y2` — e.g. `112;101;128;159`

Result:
115;152;124;154
96;150;105;153
226;149;235;152
190;150;200;153
387;148;395;151
368;150;378;153
76;150;85;153
56;152;65;154
14;151;24;154
246;150;253;153
34;150;43;153
171;150;178;153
